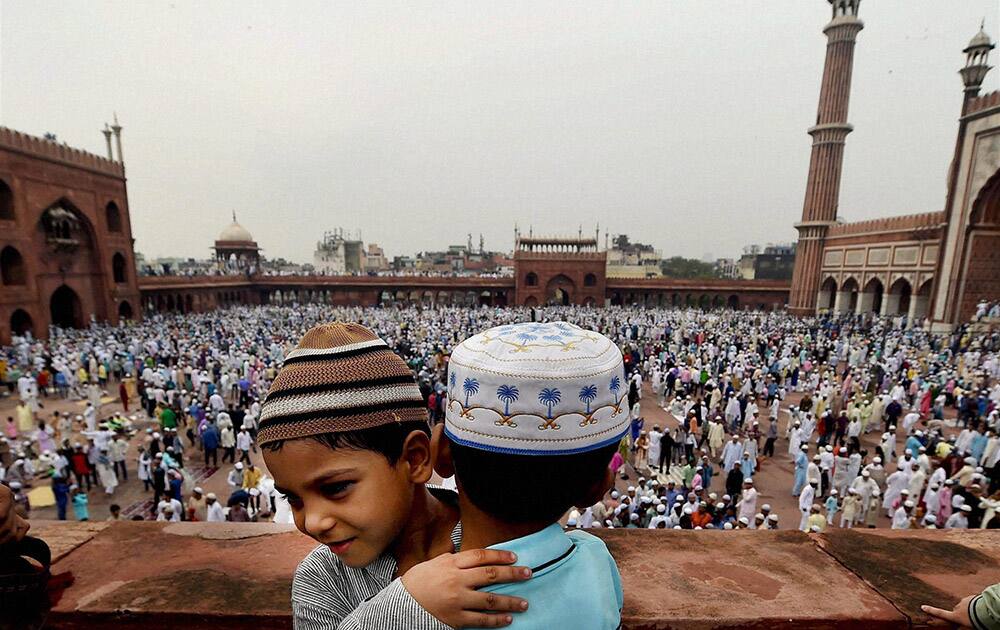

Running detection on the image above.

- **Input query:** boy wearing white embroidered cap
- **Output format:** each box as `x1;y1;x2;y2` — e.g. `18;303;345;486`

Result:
428;321;626;629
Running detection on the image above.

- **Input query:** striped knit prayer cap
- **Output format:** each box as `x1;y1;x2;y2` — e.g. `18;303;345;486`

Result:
258;323;427;446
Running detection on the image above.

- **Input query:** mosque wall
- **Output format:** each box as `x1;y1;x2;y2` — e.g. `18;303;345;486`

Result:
0;130;140;344
931;101;1000;328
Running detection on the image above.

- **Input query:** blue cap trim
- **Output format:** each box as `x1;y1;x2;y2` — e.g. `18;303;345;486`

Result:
444;424;628;457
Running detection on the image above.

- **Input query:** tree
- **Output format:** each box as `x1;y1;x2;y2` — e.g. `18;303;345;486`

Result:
659;256;721;279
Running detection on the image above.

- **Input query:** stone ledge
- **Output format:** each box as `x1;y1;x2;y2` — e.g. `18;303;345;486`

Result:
27;522;1000;629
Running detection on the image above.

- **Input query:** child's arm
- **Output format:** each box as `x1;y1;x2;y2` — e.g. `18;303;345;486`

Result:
338;549;531;629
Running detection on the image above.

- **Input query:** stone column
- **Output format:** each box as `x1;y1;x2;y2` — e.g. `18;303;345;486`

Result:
881;293;900;317
856;291;874;314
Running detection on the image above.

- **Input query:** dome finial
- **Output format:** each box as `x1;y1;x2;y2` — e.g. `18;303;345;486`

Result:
232;209;237;223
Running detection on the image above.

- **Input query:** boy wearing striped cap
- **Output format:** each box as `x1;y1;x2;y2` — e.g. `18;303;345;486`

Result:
260;323;531;629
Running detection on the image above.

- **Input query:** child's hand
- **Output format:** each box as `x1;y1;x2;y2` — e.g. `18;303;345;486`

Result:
401;549;531;628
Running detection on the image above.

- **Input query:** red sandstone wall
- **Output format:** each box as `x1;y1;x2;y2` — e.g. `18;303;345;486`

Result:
0;133;140;344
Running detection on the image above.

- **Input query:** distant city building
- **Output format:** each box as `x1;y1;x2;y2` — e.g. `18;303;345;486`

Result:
313;228;364;275
714;258;741;279
364;243;388;273
739;243;796;280
392;255;416;271
606;234;662;278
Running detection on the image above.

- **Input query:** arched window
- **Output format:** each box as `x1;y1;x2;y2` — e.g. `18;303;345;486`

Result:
0;246;26;285
0;180;13;220
112;252;127;283
106;201;122;232
525;272;538;287
584;273;596;287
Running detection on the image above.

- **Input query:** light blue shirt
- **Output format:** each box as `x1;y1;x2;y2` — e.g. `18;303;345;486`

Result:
478;523;623;629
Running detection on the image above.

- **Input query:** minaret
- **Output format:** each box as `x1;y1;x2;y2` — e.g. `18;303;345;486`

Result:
929;25;995;328
960;21;995;113
111;113;124;163
788;0;864;315
101;123;113;160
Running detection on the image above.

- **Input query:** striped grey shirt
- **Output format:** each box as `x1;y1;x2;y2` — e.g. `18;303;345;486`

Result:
291;499;460;629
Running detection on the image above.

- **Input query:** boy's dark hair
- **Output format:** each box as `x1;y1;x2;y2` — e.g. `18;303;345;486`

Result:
260;421;431;465
450;440;617;524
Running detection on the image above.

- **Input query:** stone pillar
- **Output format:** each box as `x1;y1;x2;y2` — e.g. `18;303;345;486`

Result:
881;293;900;317
909;293;929;322
856;290;875;314
788;2;864;315
833;290;851;314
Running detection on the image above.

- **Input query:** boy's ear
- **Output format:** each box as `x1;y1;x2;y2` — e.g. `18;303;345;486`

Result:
430;423;455;479
401;429;434;484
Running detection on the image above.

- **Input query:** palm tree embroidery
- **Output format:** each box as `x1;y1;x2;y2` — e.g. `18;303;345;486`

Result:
537;387;562;429
579;384;598;426
609;376;622;413
496;384;519;415
579;385;598;413
462;377;480;407
495;384;520;427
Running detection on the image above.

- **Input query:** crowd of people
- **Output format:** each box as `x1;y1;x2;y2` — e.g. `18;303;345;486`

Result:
1;303;998;533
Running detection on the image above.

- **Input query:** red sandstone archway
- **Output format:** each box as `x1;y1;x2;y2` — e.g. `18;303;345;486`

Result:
1;246;27;285
546;274;575;306
106;201;122;232
10;309;33;336
0;179;13;220
819;277;837;311
50;285;83;329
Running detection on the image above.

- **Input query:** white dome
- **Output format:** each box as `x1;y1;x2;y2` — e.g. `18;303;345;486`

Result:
218;220;254;243
968;28;993;50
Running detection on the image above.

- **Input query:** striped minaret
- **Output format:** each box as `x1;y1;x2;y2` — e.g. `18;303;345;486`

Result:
789;0;864;315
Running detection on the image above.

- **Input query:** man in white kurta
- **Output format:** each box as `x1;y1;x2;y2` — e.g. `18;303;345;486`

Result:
721;436;743;473
883;466;910;516
647;426;663;470
799;479;817;531
707;417;725;458
891;501;913;529
737;479;758;523
850;470;879;524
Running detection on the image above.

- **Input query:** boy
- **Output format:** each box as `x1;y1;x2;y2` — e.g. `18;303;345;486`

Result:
425;321;627;628
259;323;531;629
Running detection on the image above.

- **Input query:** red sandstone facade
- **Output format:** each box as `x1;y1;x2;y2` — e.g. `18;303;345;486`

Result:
0;128;141;344
790;1;1000;325
513;236;607;307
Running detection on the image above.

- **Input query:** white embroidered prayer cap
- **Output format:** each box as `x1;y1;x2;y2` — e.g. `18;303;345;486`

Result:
445;321;628;455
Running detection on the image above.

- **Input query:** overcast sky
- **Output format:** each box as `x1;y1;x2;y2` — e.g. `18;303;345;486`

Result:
2;1;998;263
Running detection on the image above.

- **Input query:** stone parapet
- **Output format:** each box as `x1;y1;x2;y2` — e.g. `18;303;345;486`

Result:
826;211;945;239
0;127;124;179
27;521;1000;629
964;90;1000;117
